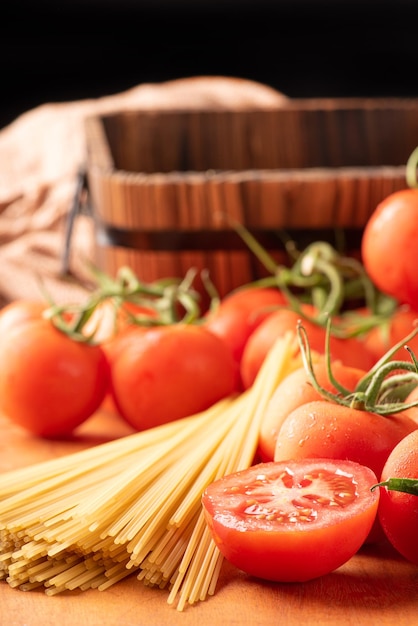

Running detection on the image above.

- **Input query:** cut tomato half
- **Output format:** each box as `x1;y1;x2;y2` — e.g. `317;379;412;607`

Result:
202;459;379;583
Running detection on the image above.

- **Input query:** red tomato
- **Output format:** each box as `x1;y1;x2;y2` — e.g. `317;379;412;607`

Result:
0;319;109;437
240;307;375;389
99;325;150;414
202;459;379;582
101;324;149;367
0;299;46;334
258;360;367;462
363;306;418;363
274;400;417;480
204;286;287;366
361;188;418;310
375;429;418;565
109;324;239;431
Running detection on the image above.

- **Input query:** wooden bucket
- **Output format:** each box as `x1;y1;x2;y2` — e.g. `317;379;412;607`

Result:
85;99;418;298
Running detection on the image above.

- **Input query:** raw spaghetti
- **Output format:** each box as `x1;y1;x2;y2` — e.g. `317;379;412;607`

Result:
0;333;299;611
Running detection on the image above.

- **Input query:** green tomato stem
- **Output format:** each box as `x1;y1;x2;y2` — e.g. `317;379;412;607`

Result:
296;320;418;416
372;478;418;496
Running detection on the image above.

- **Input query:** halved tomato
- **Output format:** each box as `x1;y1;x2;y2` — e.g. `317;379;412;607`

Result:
202;459;379;583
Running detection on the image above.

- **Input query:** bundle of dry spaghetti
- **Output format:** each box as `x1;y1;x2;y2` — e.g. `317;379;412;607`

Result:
0;333;299;611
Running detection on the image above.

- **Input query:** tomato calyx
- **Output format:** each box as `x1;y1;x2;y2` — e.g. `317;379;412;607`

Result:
297;320;418;416
372;477;418;496
87;265;205;325
44;265;208;342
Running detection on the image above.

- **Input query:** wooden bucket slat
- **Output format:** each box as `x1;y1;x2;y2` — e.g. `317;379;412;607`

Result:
86;100;418;297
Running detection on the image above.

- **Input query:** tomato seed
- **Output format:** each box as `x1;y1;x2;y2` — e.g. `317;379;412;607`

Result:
303;494;331;506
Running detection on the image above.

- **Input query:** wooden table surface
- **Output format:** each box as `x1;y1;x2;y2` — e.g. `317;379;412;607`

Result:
1;410;417;626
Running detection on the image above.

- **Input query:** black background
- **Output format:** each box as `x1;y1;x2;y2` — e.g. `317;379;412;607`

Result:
2;0;418;130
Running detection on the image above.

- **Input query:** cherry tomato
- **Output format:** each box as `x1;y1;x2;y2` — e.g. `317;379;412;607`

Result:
375;429;418;565
0;319;109;437
204;286;287;367
258;360;367;462
109;324;239;431
274;400;417;480
361;188;418;310
240;307;375;389
0;299;46;334
202;459;379;583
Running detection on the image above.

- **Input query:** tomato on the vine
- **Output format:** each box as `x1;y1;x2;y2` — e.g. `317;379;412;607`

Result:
361;188;418;310
202;459;379;583
109;324;239;431
0;318;109;437
374;429;418;565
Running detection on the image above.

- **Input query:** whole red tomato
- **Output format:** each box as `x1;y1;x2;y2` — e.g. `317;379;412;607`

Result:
258;359;367;462
0;319;109;437
240;306;375;389
375;429;418;565
204;286;287;367
361;189;418;310
109;324;239;431
202;459;379;583
274;400;417;480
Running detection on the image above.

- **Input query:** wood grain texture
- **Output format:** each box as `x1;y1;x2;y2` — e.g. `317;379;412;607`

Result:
1;411;417;625
85;100;417;297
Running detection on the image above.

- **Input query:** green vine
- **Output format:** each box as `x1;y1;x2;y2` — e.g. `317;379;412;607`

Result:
296;319;418;416
230;219;399;339
43;265;206;343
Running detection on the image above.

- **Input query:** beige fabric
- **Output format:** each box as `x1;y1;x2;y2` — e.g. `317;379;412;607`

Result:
0;76;287;306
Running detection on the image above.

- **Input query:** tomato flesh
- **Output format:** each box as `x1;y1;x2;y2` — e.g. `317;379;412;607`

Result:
202;459;379;583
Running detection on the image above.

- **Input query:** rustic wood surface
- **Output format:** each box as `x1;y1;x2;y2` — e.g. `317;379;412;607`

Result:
1;410;417;625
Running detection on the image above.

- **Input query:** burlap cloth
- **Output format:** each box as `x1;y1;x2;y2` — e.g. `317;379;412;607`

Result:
0;76;287;308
